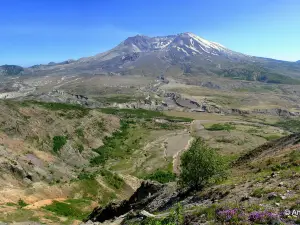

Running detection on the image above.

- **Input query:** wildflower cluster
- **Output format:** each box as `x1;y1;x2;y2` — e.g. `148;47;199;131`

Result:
216;208;246;223
217;209;282;224
249;211;280;223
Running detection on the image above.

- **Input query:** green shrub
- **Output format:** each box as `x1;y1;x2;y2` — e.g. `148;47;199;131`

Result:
77;144;84;153
18;199;28;208
75;128;84;138
52;136;67;153
90;154;108;165
207;123;235;131
179;138;228;189
144;170;176;184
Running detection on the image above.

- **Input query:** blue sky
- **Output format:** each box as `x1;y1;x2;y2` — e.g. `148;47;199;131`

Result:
1;0;299;66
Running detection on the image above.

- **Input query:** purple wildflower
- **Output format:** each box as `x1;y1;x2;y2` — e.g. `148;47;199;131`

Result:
216;208;246;222
249;211;280;223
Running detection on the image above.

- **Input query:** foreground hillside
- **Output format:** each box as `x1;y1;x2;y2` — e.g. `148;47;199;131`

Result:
86;134;300;225
0;98;298;224
0;100;192;224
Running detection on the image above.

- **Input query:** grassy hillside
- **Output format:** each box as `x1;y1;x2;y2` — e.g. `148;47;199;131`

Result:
0;100;192;224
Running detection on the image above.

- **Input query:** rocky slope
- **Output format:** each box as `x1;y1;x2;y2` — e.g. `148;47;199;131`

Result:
0;100;121;198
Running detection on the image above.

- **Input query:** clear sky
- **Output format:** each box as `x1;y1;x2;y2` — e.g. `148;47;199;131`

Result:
1;0;299;66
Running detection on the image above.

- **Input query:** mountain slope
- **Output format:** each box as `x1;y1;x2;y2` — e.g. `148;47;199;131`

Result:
7;32;300;84
0;65;24;76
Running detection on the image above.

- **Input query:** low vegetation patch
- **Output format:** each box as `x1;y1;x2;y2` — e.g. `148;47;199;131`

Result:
75;128;84;138
52;136;67;153
215;137;235;144
17;199;28;208
77;171;97;180
234;85;276;93
275;119;300;133
100;169;125;189
143;121;184;130
0;209;39;223
144;169;176;184
29;101;85;111
77;169;124;189
100;108;193;122
43;200;89;220
250;188;268;198
264;134;281;141
77;144;84;153
22;101;90;118
207;123;235;131
90;119;136;165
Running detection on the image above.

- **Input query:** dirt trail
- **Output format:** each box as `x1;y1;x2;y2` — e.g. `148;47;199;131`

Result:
172;137;194;175
134;130;190;167
172;120;203;174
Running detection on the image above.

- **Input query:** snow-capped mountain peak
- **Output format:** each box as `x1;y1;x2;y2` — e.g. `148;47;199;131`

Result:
167;32;232;57
121;32;231;57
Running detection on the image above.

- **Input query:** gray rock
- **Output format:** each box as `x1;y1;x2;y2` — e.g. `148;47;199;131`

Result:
267;192;278;200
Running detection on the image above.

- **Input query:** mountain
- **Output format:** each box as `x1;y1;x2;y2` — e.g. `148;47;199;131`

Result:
30;59;76;69
40;32;249;75
8;32;300;84
0;65;24;76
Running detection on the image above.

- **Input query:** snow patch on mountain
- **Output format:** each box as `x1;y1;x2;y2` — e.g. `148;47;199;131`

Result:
121;32;231;57
185;44;201;54
176;47;189;55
